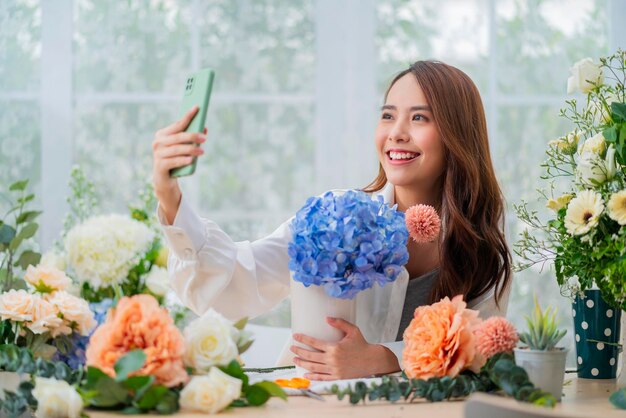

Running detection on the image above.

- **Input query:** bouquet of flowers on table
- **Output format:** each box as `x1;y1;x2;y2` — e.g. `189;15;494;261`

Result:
515;49;626;310
332;295;558;407
1;294;285;417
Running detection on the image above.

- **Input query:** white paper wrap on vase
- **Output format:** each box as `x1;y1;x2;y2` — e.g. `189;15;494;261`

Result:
290;277;357;377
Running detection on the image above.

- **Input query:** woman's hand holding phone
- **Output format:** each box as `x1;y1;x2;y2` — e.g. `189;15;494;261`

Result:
151;105;207;225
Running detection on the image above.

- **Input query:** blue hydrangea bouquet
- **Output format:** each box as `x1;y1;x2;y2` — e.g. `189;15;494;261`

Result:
288;190;409;299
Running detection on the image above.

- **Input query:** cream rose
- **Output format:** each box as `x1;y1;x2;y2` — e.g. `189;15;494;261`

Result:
28;295;65;336
145;266;170;296
567;57;604;94
33;377;83;418
25;264;71;293
184;309;239;372
179;368;242;414
46;291;97;336
549;130;579;155
0;289;35;322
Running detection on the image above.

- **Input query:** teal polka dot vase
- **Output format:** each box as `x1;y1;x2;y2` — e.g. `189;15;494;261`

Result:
572;289;621;379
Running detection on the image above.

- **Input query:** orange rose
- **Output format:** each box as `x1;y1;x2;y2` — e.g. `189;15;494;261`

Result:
402;295;482;379
86;294;187;387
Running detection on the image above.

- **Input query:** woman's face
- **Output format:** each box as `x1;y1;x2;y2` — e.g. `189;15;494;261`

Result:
375;73;445;189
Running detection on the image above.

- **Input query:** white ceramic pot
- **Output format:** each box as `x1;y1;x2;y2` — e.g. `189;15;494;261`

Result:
514;347;568;401
290;277;357;377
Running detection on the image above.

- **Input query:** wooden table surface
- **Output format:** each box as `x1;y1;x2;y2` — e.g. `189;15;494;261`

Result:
90;375;624;418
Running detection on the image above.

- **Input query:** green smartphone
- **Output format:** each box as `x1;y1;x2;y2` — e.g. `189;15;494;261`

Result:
170;68;215;178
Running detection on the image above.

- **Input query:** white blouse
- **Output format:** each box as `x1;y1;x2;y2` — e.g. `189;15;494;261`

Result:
157;182;510;368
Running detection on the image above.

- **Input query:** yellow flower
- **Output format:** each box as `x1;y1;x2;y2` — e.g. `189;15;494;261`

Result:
608;190;626;225
546;194;573;212
549;131;579;155
564;190;604;235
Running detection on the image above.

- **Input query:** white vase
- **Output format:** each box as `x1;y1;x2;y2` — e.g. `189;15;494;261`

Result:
514;348;568;401
290;277;357;377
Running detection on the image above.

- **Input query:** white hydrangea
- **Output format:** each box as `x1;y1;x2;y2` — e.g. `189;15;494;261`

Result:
64;214;155;289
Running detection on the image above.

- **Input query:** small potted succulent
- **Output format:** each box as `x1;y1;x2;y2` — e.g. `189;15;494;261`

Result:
514;299;568;401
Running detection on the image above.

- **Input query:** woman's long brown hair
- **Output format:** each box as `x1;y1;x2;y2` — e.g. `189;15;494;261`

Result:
364;61;512;306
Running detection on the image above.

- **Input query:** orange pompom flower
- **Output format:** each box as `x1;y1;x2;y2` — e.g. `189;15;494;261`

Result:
402;295;482;379
474;316;519;360
405;204;441;244
85;294;187;387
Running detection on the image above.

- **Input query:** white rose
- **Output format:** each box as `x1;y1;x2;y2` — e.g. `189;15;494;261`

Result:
577;152;607;186
40;251;67;272
145;266;170;296
33;377;83;418
180;368;242;414
579;132;606;155
577;145;617;187
184;309;239;372
46;291;97;336
567;57;604;94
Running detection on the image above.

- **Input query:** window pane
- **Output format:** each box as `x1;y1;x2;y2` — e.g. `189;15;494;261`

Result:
0;0;41;91
494;104;577;366
72;103;167;211
376;0;489;93
0;101;41;206
73;0;191;93
197;0;315;93
496;0;608;95
197;102;315;228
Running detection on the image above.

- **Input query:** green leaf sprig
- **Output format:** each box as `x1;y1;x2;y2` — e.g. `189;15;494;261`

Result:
331;353;556;408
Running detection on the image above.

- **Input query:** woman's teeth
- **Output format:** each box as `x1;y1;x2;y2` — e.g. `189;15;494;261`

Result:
389;151;417;160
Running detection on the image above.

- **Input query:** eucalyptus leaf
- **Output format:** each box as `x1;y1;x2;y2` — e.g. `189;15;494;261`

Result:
15;211;42;225
9;223;38;251
0;224;16;245
114;350;146;382
136;385;168;410
14;250;41;270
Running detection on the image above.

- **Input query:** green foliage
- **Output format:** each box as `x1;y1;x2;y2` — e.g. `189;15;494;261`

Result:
80;350;179;414
0;179;42;292
518;298;567;350
332;353;556;408
61;165;99;239
0;344;82;418
218;360;287;407
514;49;626;310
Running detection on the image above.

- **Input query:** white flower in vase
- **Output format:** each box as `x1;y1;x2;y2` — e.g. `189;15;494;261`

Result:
564;190;604;236
567;57;604;94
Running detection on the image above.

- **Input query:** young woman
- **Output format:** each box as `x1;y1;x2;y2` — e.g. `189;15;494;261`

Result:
151;60;512;381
